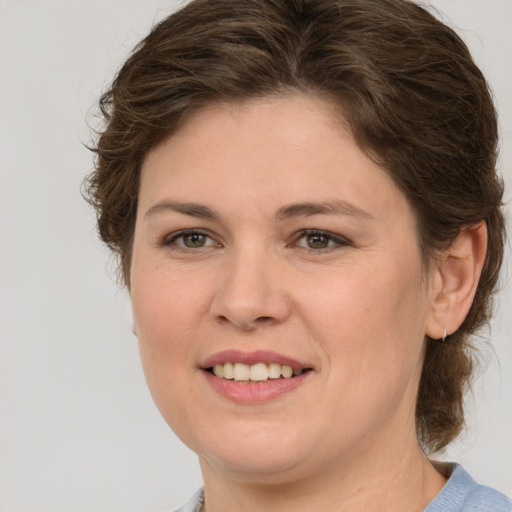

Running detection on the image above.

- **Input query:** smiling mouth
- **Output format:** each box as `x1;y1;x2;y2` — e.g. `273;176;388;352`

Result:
207;362;311;382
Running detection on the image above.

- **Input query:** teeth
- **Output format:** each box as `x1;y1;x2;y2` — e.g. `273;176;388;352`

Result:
213;364;224;378
281;365;293;379
212;362;304;381
234;363;251;381
268;363;281;379
223;362;234;379
250;363;269;381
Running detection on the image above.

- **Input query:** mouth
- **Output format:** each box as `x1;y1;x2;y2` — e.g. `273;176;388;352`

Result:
200;351;314;402
206;362;310;382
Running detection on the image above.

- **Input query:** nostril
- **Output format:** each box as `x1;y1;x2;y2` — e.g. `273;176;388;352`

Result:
214;314;278;330
255;316;276;324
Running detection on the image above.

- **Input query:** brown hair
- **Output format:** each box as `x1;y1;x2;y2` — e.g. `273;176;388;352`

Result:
84;0;505;453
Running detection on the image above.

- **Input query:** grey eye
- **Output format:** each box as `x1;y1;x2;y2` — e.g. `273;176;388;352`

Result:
305;233;330;249
294;230;351;251
182;233;208;248
164;230;217;249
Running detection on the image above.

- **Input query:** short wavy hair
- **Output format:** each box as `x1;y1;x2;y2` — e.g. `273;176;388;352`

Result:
84;0;505;453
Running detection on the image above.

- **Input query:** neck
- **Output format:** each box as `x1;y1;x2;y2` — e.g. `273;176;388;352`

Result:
199;429;446;512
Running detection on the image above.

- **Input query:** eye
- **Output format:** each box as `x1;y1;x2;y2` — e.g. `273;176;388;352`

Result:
294;230;351;251
164;230;218;249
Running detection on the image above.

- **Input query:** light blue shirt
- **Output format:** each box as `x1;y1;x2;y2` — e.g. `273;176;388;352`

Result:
425;465;511;511
174;465;512;511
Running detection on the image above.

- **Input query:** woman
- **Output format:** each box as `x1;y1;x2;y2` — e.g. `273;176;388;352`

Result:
84;0;510;510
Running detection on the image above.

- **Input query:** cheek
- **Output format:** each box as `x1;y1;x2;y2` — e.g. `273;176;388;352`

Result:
132;260;208;344
301;254;428;386
130;264;227;451
130;264;205;404
298;265;428;444
306;259;423;335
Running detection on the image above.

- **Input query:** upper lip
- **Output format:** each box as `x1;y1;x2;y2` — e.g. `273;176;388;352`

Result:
201;350;312;370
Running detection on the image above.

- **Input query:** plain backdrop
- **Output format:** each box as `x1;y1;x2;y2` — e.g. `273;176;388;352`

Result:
0;0;511;510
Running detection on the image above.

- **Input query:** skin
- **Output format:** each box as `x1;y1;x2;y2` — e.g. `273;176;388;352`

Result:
130;95;485;511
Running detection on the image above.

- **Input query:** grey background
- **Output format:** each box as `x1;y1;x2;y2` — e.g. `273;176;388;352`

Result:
0;0;510;510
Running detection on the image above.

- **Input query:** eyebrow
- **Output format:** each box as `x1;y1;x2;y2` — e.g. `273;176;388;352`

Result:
274;200;375;221
144;199;375;222
144;200;220;221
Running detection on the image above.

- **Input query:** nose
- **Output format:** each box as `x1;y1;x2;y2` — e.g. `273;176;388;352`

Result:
210;247;291;330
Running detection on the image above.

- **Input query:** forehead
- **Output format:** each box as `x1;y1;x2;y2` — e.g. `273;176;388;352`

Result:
145;94;347;165
139;94;408;224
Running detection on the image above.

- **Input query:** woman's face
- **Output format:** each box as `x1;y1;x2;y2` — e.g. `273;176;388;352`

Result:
131;95;437;482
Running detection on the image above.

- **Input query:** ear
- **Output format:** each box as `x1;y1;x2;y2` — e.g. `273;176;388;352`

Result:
425;222;488;340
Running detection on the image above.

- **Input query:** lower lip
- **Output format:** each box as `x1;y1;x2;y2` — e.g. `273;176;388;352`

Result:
202;370;311;404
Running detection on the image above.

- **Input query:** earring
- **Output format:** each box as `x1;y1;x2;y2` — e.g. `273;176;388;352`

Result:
442;327;448;342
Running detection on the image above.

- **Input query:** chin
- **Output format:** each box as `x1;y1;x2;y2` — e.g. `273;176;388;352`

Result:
203;446;315;484
176;414;325;482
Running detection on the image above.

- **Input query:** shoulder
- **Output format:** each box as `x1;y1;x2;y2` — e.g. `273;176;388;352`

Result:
172;488;204;512
425;464;512;512
173;470;512;512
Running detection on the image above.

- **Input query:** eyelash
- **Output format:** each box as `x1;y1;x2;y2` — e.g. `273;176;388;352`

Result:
292;229;352;252
163;229;218;250
162;229;352;252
